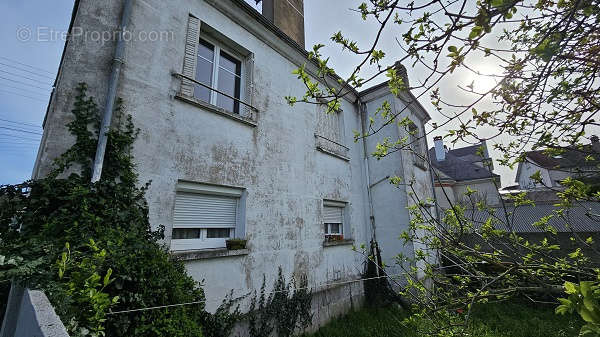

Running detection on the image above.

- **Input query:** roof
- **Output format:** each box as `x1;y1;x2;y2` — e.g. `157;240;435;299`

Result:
447;144;482;158
466;202;600;233
524;144;600;170
429;148;499;182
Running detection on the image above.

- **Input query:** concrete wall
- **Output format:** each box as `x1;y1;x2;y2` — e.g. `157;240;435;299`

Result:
517;161;552;189
32;0;433;325
361;90;434;279
452;179;501;206
1;285;68;337
435;184;456;209
436;177;500;210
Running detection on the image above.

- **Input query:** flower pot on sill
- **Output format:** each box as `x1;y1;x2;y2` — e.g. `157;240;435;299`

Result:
226;238;247;250
325;234;344;242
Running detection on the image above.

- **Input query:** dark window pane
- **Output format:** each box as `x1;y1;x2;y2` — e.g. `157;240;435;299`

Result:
206;228;231;238
198;38;214;61
219;51;241;75
194;57;213;102
324;223;341;234
330;223;341;234
172;228;201;239
324;224;328;234
217;69;241;113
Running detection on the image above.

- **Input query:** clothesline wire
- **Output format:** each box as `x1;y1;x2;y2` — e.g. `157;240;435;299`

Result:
106;272;403;316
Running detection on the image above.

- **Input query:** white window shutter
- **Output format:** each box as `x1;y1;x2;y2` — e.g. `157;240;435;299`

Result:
243;53;255;118
180;15;200;97
173;192;237;229
323;206;343;224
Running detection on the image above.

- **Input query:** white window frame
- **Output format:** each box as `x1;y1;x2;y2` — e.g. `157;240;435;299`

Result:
170;181;246;251
323;200;348;240
195;35;245;113
172;227;236;251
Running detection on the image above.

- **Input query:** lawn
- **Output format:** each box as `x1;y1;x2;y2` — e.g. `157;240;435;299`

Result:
304;301;583;337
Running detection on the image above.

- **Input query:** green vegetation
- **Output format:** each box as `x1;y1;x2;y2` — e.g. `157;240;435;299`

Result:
306;302;582;337
0;84;238;337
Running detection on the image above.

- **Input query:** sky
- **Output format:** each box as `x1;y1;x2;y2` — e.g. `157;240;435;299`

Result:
0;0;516;186
0;1;73;185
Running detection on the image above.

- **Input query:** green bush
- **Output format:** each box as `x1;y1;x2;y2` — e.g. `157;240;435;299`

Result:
0;83;221;336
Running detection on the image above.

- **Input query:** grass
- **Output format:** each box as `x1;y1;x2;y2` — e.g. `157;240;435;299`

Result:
304;301;583;337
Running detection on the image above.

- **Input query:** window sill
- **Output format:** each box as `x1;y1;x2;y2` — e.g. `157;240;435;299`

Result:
175;93;257;127
171;248;249;261
323;239;354;247
316;146;350;162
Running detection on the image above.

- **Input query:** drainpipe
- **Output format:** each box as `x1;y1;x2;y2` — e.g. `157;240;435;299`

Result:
91;0;134;182
359;98;380;276
359;99;376;241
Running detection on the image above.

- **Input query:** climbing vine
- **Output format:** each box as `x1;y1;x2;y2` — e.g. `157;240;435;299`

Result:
0;83;236;337
248;267;313;337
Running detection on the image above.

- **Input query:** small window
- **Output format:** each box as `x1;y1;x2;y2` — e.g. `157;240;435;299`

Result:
323;203;344;242
170;182;245;251
315;105;349;159
195;37;243;114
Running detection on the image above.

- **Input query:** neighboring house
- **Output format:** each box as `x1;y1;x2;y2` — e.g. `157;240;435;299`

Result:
429;137;501;208
32;0;435;326
515;136;600;190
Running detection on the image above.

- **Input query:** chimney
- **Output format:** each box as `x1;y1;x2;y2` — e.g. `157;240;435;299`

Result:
592;135;600;153
262;0;305;48
434;136;445;161
393;61;410;88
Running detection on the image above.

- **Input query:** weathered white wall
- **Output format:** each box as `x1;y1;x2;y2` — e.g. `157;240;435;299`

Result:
453;179;501;206
518;161;552;189
435;184;456;209
361;90;434;280
32;0;433;326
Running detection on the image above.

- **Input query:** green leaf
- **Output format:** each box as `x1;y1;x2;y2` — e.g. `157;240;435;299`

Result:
469;26;482;39
581;281;593;297
565;281;577;294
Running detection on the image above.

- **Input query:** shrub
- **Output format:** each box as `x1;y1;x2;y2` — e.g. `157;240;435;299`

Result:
0;83;212;336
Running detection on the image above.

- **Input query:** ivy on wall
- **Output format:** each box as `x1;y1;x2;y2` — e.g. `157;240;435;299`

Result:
0;83;238;337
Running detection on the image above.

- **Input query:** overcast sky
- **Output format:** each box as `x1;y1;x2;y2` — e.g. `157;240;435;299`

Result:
0;0;515;186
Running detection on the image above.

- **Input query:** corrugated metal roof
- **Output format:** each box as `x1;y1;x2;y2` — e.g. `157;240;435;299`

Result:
465;202;600;233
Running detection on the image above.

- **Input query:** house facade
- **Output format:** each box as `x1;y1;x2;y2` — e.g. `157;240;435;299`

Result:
32;0;435;326
429;137;501;208
515;137;600;191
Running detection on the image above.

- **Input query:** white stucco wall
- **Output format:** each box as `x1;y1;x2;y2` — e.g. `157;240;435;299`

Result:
518;161;552;189
435;184;456;209
453;179;501;206
32;0;433;324
361;89;434;280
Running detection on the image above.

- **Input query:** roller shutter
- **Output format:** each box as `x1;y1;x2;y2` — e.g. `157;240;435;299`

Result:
173;192;237;229
323;206;343;224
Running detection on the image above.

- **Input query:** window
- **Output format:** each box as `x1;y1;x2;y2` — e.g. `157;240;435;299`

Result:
408;122;427;168
195;37;242;114
170;182;246;251
180;16;255;119
315;105;349;159
323;200;347;242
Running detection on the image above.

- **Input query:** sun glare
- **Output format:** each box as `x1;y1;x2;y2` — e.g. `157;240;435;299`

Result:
464;63;503;93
